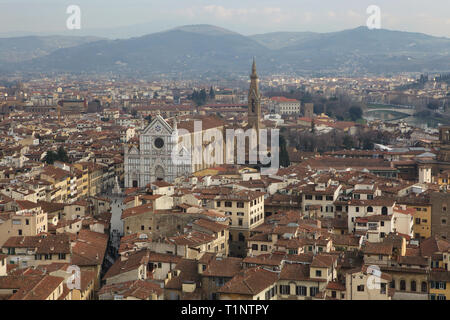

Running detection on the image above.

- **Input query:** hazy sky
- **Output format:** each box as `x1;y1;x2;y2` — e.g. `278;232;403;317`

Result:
1;0;449;38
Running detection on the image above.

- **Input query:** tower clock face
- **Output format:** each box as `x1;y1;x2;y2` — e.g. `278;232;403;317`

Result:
154;137;164;149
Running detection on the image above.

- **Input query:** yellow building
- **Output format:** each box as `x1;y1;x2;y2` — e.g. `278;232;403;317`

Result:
437;170;450;190
430;270;450;300
397;195;432;240
213;190;265;257
74;162;103;197
40;166;72;203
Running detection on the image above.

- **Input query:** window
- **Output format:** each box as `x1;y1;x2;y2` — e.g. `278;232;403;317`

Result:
326;196;333;201
356;207;360;213
305;195;313;200
58;253;66;260
421;282;427;293
400;280;406;291
238;233;245;242
261;245;268;251
154;137;164;149
367;206;373;213
310;287;319;297
411;281;416;292
225;201;232;208
279;285;290;295
216;201;221;207
382;206;388;215
354;194;360;200
237;202;244;208
315;270;322;277
380;283;387;294
238;219;243;226
252;244;258;250
316;195;323;201
357;285;364;292
296;286;307;296
331;291;336;298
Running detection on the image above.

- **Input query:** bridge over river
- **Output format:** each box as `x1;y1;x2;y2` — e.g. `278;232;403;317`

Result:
364;104;416;121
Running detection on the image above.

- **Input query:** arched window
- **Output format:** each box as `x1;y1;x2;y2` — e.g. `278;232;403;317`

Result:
367;206;374;213
390;280;395;289
411;280;416;292
400;280;406;291
421;281;427;293
382;206;388;215
238;233;245;242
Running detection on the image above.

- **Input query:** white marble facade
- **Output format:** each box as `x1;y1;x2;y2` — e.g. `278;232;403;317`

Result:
124;115;190;188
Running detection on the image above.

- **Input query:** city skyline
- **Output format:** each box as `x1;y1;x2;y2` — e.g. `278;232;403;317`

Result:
0;0;450;39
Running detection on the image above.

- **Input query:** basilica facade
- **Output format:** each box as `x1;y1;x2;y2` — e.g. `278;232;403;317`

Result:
124;60;263;188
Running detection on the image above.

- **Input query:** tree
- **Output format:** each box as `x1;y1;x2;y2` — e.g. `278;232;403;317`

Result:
279;135;290;168
310;120;316;134
427;101;439;110
57;146;69;163
44;147;69;164
348;106;363;121
209;86;215;100
199;89;207;104
190;88;208;106
44;151;57;164
343;135;354;149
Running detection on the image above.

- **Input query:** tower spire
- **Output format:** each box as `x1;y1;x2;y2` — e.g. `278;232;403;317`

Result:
251;57;257;78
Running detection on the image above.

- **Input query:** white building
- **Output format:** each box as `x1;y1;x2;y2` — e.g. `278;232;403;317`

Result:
270;97;301;115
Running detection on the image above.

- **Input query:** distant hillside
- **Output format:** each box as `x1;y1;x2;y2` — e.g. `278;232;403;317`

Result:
2;25;450;76
12;25;268;77
0;35;103;63
250;31;320;50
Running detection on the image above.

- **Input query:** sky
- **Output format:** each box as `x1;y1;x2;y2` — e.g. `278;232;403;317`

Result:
0;0;449;38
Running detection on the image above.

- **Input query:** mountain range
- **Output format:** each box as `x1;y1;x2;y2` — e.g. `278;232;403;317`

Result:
1;24;449;77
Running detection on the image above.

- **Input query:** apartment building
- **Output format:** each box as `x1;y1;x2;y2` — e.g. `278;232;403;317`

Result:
0;202;48;247
1;234;71;268
213;190;265;257
300;181;342;219
345;265;393;300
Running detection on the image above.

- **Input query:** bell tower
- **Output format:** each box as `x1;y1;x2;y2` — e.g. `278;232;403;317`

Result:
247;58;262;130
